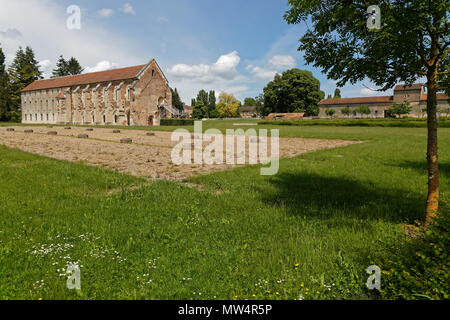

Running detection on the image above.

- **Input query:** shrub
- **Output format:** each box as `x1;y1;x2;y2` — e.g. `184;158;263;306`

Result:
388;101;412;118
373;211;449;300
325;108;336;117
258;118;450;128
160;118;194;126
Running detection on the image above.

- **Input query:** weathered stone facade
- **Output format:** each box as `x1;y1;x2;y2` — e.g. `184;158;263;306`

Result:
319;84;449;118
21;59;177;126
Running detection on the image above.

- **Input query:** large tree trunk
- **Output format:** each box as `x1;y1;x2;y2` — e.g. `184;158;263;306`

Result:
425;65;439;223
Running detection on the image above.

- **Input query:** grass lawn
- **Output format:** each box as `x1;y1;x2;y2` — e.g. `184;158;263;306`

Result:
0;121;448;299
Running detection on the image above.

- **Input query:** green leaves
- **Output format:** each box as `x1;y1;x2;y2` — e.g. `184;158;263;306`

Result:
263;68;323;116
52;55;83;78
7;46;43;122
285;0;449;90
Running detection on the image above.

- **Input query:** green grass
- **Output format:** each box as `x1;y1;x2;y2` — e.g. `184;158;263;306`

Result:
258;117;450;128
0;121;449;300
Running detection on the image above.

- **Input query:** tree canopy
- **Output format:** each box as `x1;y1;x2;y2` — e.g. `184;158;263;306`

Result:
216;92;241;118
52;55;83;78
0;47;8;121
284;0;449;222
171;88;184;111
262;68;323;116
334;88;342;99
388;101;413;117
191;89;219;118
244;97;256;106
8;46;42;122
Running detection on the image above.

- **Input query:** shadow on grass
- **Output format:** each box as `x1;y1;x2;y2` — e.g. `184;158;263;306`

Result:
259;172;424;223
394;160;450;177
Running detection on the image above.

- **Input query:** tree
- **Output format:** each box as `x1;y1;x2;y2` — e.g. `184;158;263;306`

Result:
263;68;323;116
66;57;83;75
196;90;209;107
171;88;184;111
341;106;351;118
216;92;240;118
254;94;264;116
440;108;450;117
325;108;336;117
285;0;449;222
8;46;42;122
244;97;256;106
52;55;68;78
192;100;207;119
327;94;332;99
52;55;83;78
0;46;9;122
334;88;342;99
356;105;372;118
388;101;413;118
207;90;219;118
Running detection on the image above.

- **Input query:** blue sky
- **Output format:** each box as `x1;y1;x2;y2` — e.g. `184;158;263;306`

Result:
0;0;392;103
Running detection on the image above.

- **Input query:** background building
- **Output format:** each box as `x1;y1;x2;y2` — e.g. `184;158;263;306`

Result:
319;84;449;118
21;59;178;126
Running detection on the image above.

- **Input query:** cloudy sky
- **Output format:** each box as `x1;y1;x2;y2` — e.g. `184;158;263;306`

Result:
0;0;392;103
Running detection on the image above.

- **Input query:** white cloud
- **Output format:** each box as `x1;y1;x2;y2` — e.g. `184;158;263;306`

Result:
38;59;52;78
119;3;135;15
0;28;22;39
167;52;252;103
267;55;296;70
248;66;277;80
0;0;142;79
210;51;240;80
84;61;119;73
247;55;296;80
157;16;169;23
168;51;241;83
360;88;379;96
169;63;210;79
98;8;114;18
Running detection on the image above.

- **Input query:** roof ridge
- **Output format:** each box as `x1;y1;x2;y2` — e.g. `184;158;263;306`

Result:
33;64;147;83
21;63;148;92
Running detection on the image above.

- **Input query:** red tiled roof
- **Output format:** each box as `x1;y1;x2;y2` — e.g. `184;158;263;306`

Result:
394;83;424;91
21;64;146;92
184;106;193;111
319;96;394;105
421;93;449;101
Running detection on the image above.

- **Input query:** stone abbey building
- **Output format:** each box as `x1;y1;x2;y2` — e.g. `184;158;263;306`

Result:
21;59;178;126
319;84;449;118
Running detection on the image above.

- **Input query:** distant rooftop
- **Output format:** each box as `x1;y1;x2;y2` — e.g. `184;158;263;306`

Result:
319;96;394;105
394;83;424;91
22;64;147;92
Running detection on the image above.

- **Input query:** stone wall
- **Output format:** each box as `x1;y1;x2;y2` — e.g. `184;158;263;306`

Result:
21;60;172;126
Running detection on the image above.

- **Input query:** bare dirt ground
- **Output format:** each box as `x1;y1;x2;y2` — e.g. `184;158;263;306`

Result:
0;126;359;180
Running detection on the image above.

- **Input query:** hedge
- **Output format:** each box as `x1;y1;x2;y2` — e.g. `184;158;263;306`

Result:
160;119;195;126
257;118;450;128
